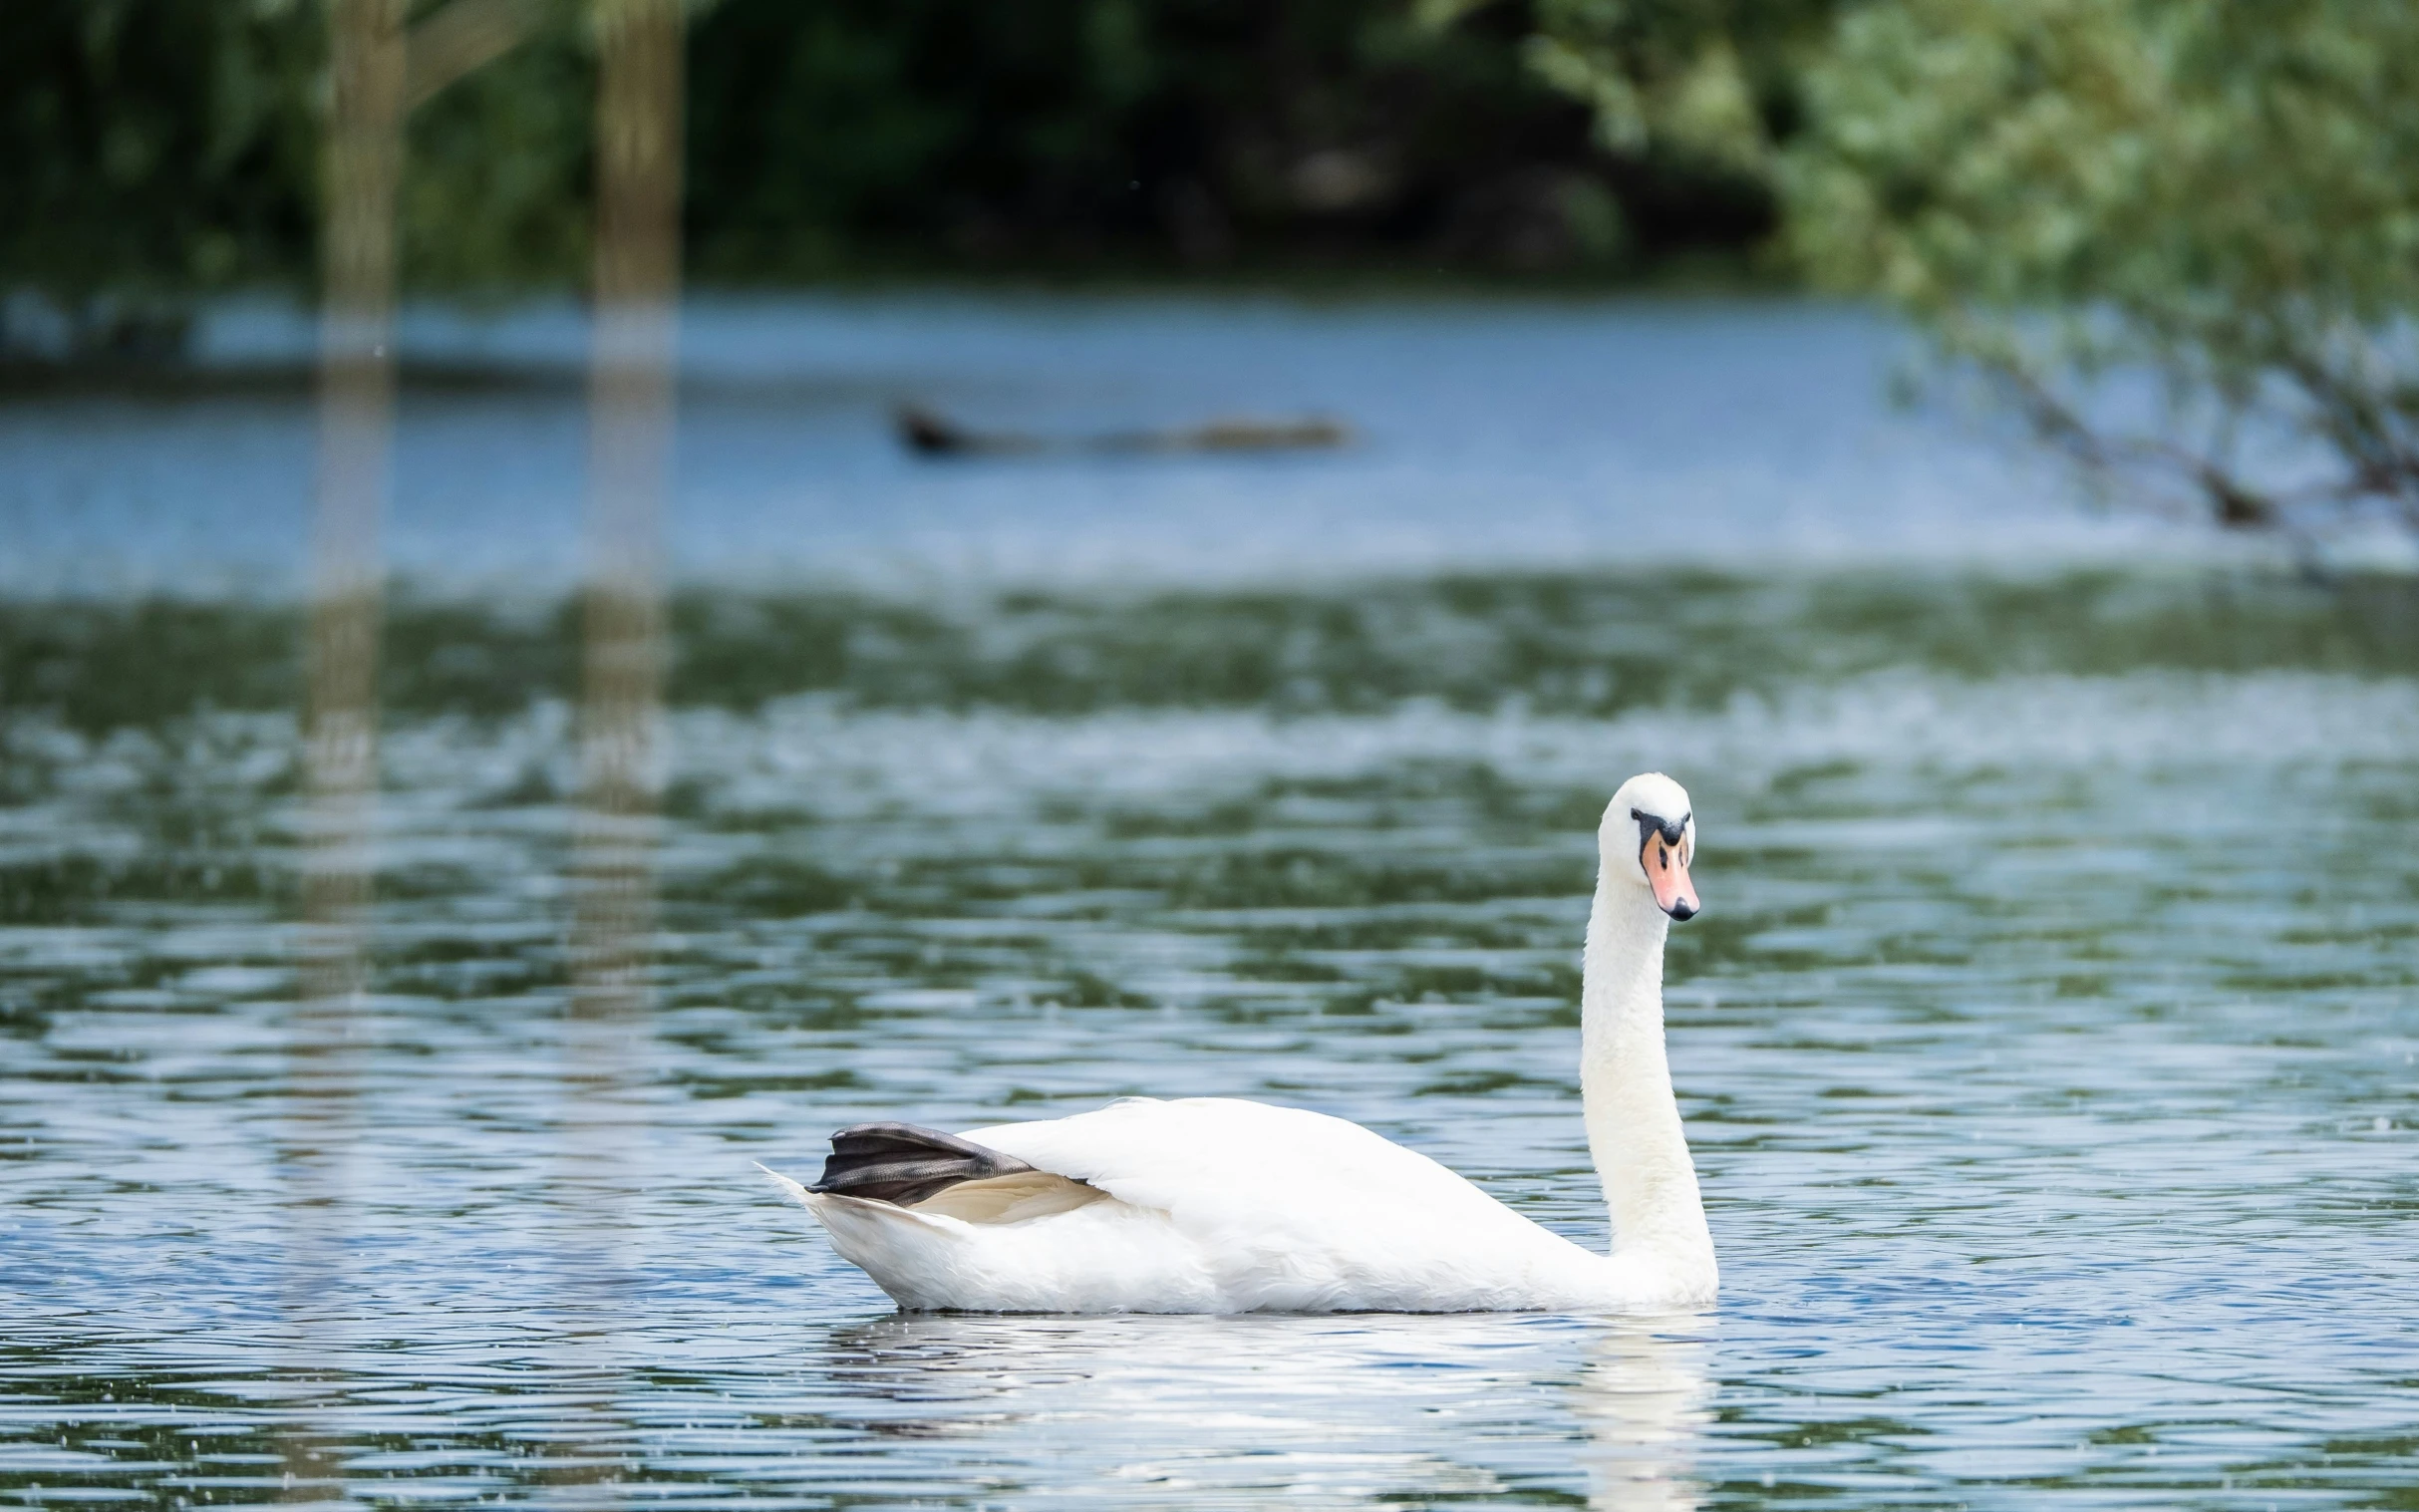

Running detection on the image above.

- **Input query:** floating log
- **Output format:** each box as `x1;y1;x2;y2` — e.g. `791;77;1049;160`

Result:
897;404;1349;457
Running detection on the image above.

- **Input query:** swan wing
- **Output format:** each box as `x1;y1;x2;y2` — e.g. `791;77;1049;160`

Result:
963;1097;1607;1312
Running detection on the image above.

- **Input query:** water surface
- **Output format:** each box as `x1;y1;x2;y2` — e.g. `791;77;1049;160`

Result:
3;564;2415;1508
0;294;2161;595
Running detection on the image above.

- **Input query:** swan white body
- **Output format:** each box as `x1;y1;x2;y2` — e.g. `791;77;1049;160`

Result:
766;772;1716;1314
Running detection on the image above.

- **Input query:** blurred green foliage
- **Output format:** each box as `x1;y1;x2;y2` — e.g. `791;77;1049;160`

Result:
0;0;321;352
1779;0;2419;536
1;0;1787;356
1528;0;2419;536
681;0;1656;278
401;8;597;295
1500;0;1844;173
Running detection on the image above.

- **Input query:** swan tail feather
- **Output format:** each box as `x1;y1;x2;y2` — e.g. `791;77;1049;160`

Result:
755;1160;818;1209
759;1161;957;1231
810;1121;1041;1206
761;1163;975;1309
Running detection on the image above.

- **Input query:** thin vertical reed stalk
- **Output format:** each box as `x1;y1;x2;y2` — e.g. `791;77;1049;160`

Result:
290;0;406;1337
565;0;683;1301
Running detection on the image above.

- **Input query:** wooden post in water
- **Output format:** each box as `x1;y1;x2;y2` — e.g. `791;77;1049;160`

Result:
290;0;407;1331
566;0;684;1297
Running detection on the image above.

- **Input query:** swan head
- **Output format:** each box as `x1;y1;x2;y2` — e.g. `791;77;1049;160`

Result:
1604;772;1698;922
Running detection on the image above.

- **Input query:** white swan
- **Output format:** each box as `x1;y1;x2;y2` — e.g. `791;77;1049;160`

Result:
761;771;1714;1314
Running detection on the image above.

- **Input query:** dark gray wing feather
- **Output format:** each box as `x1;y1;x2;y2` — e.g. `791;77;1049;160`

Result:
811;1121;1038;1206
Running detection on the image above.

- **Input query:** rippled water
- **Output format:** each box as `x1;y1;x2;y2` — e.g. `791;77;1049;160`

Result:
2;562;2415;1509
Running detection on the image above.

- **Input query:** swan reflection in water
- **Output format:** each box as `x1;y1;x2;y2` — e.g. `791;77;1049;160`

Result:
1569;1317;1717;1511
818;1310;1713;1507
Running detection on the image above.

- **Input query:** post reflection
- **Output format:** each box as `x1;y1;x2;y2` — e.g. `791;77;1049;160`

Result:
289;0;406;1343
283;0;406;1494
561;0;682;1307
814;1311;1713;1502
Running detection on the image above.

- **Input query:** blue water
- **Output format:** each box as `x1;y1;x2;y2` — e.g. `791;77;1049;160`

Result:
2;296;2415;1509
0;293;2181;595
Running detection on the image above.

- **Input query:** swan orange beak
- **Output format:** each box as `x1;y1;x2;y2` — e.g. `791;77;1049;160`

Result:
1642;832;1698;921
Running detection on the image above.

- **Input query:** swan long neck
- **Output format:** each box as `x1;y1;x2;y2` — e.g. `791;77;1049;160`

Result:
1581;875;1714;1280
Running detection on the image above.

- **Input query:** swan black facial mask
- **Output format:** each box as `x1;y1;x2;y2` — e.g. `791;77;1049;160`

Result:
1632;806;1697;921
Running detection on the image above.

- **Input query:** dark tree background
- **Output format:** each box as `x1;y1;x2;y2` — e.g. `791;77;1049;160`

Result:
0;0;1782;356
681;0;1774;279
0;0;322;353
